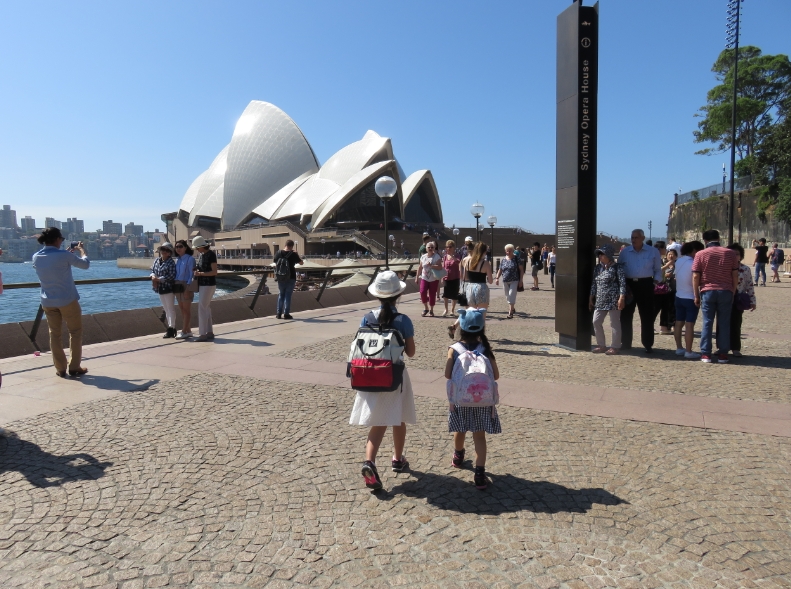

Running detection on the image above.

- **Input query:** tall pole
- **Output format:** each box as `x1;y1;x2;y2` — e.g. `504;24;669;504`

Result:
490;225;494;259
383;200;389;269
727;0;742;246
476;217;480;242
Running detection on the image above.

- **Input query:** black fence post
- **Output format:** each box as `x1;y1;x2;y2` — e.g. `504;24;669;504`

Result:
28;304;44;351
315;269;334;303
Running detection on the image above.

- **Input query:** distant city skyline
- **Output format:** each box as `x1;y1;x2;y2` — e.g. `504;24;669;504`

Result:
0;203;158;235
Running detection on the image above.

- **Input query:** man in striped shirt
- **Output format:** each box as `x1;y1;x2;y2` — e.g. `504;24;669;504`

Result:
692;229;740;363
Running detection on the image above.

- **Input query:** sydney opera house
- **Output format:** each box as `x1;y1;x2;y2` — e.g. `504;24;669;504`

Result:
166;101;442;253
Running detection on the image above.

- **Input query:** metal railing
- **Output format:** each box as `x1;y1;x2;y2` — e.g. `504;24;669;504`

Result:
4;270;274;351
677;176;754;205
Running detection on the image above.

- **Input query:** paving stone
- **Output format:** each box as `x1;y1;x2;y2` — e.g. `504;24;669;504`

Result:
1;373;790;587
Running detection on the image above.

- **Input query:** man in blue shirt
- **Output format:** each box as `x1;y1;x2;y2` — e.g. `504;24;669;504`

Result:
32;227;90;377
617;229;662;353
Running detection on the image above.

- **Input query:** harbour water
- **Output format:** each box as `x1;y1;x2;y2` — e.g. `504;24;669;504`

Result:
0;260;234;324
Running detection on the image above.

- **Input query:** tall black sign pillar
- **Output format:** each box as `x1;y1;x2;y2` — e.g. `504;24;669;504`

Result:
556;0;598;351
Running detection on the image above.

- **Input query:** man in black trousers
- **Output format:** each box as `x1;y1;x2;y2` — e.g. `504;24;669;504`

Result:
618;229;662;353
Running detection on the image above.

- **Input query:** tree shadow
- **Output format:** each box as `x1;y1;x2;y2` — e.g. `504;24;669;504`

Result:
378;469;626;514
0;431;113;488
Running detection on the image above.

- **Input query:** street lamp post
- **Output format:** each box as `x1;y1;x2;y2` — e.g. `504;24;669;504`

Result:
470;202;484;242
487;216;497;260
375;176;398;269
726;0;743;246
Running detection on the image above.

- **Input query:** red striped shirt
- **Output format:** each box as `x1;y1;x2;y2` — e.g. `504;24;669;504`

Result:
691;246;739;292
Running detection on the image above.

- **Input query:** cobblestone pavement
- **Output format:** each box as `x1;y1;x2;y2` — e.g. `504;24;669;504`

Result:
280;284;791;404
1;375;791;588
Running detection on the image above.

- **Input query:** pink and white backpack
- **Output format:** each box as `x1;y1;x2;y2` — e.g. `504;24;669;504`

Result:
446;342;498;414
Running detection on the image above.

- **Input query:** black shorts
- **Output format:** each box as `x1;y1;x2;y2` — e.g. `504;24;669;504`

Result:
442;278;460;300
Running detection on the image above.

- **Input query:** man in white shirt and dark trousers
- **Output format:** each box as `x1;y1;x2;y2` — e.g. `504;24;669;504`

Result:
618;229;662;353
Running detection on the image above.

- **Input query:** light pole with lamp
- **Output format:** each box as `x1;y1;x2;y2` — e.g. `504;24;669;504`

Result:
375;176;398;269
725;0;743;246
470;202;484;242
487;216;497;261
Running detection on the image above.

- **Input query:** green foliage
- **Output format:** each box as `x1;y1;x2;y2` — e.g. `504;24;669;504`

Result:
692;190;700;202
694;46;791;159
734;154;757;177
774;178;791;226
752;107;791;223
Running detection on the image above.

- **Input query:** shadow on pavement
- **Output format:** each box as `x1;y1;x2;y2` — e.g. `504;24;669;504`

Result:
0;432;113;488
76;375;159;391
211;339;274;347
382;469;626;514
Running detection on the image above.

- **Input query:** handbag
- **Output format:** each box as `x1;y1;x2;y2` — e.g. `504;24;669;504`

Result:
654;282;669;295
172;281;186;294
432;267;448;280
734;291;752;311
187;279;200;292
457;282;468;306
517;284;525;292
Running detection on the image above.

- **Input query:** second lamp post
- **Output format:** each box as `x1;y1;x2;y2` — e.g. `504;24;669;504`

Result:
375;176;398;269
470;202;484;242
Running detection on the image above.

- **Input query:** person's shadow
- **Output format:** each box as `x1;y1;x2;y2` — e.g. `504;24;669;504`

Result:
382;469;626;515
0;432;113;488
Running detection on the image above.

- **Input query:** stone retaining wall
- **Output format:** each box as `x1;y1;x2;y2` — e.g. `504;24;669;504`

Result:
0;281;419;360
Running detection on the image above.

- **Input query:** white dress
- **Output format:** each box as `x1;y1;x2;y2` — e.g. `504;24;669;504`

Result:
349;369;417;426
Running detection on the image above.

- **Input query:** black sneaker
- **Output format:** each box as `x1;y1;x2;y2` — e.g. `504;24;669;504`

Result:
474;466;487;490
391;456;409;472
451;448;465;468
361;461;382;490
283;314;293;320
276;314;282;319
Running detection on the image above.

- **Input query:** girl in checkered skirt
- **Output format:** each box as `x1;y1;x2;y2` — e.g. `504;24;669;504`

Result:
446;308;501;489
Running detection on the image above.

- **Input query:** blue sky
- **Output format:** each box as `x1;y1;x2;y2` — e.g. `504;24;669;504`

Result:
0;0;788;239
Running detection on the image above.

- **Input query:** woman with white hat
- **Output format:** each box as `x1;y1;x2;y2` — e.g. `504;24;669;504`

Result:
191;236;218;342
350;271;417;491
150;242;178;338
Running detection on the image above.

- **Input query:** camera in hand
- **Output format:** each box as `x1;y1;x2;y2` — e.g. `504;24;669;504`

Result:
71;241;80;249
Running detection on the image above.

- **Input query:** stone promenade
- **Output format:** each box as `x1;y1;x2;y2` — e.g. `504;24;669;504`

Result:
1;280;790;588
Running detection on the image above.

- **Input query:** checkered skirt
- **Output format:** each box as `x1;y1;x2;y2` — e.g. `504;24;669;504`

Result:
448;406;502;434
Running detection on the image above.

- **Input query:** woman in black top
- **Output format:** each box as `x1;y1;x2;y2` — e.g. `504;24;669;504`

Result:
192;236;218;342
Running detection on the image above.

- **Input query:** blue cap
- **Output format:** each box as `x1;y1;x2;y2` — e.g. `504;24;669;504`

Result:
457;308;485;332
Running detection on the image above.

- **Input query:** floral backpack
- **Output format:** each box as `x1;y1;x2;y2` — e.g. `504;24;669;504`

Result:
446;342;498;416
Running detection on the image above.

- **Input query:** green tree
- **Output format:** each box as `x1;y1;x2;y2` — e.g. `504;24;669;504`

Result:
693;46;791;160
753;110;791;223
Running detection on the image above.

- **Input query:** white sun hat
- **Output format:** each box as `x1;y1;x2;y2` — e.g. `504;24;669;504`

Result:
368;270;407;298
465;236;473;242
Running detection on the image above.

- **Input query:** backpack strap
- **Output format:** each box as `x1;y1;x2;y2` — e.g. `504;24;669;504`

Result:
364;311;400;331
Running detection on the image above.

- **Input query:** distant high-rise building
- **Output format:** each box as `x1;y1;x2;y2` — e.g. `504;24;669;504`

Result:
20;216;36;232
45;217;62;230
65;217;84;234
124;222;144;237
0;205;18;228
102;220;123;235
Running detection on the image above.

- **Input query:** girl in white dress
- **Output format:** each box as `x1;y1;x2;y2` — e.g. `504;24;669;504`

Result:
350;271;416;491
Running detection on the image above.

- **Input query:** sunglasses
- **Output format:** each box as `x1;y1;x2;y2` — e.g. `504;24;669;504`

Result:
175;245;185;249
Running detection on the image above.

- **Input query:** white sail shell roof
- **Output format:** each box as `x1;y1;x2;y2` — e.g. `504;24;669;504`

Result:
401;169;442;220
179;170;207;214
310;160;400;229
222;101;319;229
177;102;441;229
188;145;229;225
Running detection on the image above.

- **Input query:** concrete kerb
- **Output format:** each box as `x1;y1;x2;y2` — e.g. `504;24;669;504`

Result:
19;314;110;351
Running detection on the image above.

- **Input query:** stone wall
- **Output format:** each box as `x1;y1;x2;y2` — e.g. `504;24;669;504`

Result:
0;281;419;360
667;188;791;246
